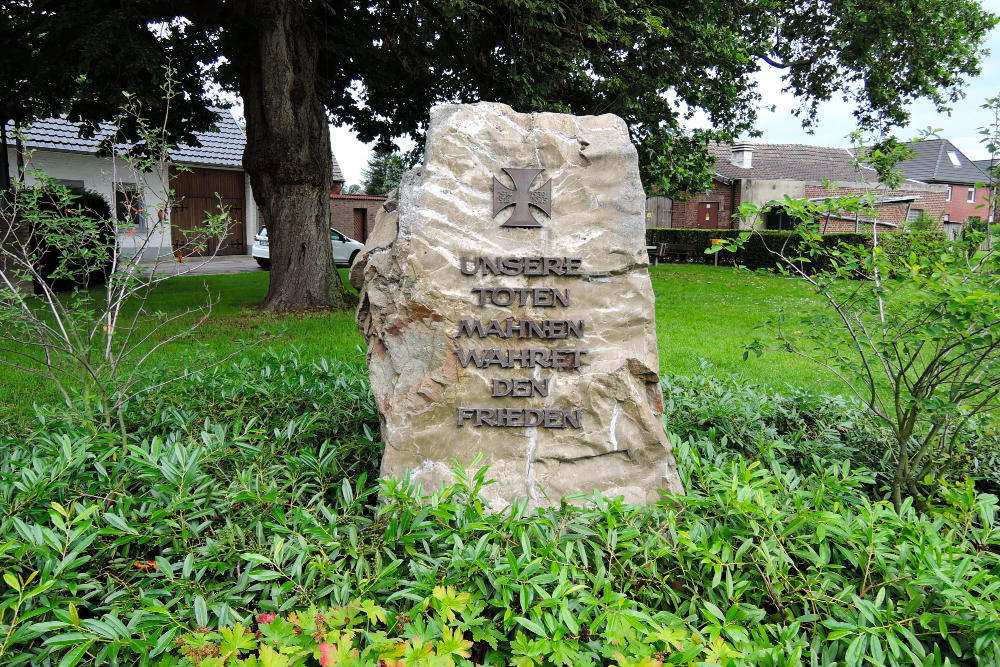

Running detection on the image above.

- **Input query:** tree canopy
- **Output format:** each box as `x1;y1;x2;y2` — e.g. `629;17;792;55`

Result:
1;0;995;307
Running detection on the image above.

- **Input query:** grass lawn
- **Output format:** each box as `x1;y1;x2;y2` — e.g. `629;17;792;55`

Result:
0;264;846;423
651;263;845;393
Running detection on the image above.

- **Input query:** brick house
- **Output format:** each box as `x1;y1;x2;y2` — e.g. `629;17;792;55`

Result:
330;193;386;242
896;140;990;224
651;142;949;233
327;164;387;243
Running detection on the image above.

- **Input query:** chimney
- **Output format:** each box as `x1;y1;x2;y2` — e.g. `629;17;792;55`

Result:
731;142;754;169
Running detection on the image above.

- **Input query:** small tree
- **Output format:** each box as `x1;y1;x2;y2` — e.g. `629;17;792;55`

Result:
0;92;245;445
978;94;1000;250
717;192;1000;512
360;149;406;196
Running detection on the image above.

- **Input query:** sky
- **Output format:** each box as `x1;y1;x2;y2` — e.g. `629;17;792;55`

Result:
232;1;1000;186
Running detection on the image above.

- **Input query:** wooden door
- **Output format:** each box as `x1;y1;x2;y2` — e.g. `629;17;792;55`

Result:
697;202;719;229
645;196;673;228
352;208;368;242
169;167;247;256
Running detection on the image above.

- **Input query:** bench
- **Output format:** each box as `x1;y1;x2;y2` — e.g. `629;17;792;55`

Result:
657;242;697;263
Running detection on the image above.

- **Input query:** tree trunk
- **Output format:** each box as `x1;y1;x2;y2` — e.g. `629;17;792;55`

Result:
0;118;11;193
235;0;352;312
14;121;24;184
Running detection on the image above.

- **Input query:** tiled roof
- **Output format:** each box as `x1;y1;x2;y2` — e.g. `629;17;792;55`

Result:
973;159;995;176
331;193;386;200
710;142;880;184
896;139;986;186
330;154;344;183
170;111;245;168
6;111;346;180
6;109;245;168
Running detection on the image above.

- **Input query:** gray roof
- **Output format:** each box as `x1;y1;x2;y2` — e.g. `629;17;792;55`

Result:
896;139;987;186
6;112;346;181
171;111;245;168
710;142;881;184
6;109;245;168
330;153;344;183
974;159;995;175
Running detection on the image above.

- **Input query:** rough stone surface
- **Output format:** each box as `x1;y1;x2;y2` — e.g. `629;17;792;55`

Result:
352;102;684;508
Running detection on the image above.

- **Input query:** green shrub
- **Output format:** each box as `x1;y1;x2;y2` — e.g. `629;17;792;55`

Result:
171;594;718;666
879;229;948;273
160;446;1000;666
21;184;116;292
0;353;381;664
662;370;1000;496
124;349;381;475
3;360;1000;665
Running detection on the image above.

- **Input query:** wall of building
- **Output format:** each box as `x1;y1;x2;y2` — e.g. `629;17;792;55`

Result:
804;182;949;229
735;179;806;229
940;184;991;223
5;148;259;258
669;181;736;229
6;148;171;259
330;194;386;241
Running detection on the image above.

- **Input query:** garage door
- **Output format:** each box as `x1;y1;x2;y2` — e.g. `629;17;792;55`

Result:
169;167;247;256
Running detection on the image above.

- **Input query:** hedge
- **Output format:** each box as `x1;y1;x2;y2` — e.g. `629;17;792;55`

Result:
646;227;945;272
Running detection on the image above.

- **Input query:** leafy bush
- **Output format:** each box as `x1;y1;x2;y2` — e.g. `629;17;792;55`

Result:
0;353;380;664
645;228;865;271
161;445;1000;666
171;593;716;667
662;370;1000;496
3;359;1000;665
20;184;115;292
125;349;381;475
878;229;948;273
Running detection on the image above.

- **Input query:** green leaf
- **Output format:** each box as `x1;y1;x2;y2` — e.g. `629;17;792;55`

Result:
241;553;271;564
57;639;94;667
514;616;546;636
703;601;726;623
43;632;93;646
194;595;209;627
103;513;137;535
845;634;867;665
220;623;256;655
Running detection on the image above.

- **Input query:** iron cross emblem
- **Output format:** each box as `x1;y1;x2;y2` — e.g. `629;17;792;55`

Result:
492;167;552;228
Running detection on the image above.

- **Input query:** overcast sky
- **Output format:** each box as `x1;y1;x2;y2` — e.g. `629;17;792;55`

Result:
231;0;1000;186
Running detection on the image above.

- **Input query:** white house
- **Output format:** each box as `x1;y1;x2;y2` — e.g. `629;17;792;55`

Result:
3;110;259;259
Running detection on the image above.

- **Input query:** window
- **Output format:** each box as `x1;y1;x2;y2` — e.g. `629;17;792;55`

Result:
905;208;923;223
967;188;975;203
947;151;961;167
764;208;797;231
55;179;85;189
115;184;144;229
946;186;952;202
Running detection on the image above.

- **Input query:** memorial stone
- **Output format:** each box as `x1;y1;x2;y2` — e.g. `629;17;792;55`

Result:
351;102;684;508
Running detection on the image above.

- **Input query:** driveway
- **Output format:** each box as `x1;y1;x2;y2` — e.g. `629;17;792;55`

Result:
139;254;265;276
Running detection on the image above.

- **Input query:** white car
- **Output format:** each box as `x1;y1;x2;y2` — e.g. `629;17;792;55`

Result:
251;227;364;269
